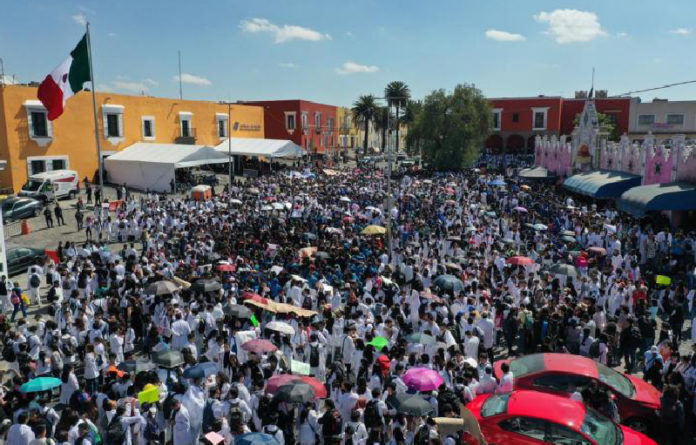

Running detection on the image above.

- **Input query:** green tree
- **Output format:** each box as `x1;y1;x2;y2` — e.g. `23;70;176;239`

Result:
573;112;618;141
406;84;490;169
352;94;378;158
385;81;411;153
373;106;392;151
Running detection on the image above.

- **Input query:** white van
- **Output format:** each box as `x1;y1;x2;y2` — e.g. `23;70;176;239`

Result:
19;170;79;201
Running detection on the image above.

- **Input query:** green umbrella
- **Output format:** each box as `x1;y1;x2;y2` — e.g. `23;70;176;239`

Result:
20;377;62;393
368;336;389;350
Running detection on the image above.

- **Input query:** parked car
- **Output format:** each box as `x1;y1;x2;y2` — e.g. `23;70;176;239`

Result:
468;390;656;445
1;197;43;220
6;246;45;277
494;353;661;434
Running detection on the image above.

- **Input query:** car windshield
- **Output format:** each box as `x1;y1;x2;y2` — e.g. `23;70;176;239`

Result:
22;180;42;192
597;363;635;398
480;393;510;417
1;200;17;211
509;354;545;377
581;407;622;445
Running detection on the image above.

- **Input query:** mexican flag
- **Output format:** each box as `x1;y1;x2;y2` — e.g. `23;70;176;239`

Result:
37;34;91;120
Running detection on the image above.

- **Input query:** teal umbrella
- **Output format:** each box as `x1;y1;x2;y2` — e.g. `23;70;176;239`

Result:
368;336;389;350
20;377;62;393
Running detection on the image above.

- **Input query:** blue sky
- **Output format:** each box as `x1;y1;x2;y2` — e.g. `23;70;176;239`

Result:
2;1;696;106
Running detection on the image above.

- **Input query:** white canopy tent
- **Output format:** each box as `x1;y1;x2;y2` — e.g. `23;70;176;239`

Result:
213;137;303;158
104;142;230;192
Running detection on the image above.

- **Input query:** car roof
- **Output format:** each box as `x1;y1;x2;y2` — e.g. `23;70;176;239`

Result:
543;353;599;379
505;390;587;429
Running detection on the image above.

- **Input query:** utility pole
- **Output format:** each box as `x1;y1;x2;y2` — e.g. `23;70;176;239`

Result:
178;50;183;100
219;101;234;194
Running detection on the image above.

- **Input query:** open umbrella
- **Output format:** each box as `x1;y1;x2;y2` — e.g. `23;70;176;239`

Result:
20;377;61;393
216;264;236;272
445;262;462;272
488;179;506;186
547;263;578;277
513;206;528;213
395;393;436;416
339;196;351;202
561;235;576;243
315;251;331;260
297;376;328;399
532;223;548;231
303;232;318;241
506;256;533;266
588;246;607;256
265;321;295;336
145;280;179;296
433;274;464;293
223;304;253;319
274;381;316;403
405;332;436;345
183;362;218;379
191;279;222;293
242;339;278;354
152;350;184;369
361;225;387;236
235;433;280;445
117;360;157;374
403;367;445;392
367;336;389;350
266;374;303;393
561;230;576;237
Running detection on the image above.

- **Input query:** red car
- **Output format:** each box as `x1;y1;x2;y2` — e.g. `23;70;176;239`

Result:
494;353;661;434
468;390;656;445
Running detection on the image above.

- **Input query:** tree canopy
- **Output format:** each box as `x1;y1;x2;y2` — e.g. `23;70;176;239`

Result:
406;84;490;169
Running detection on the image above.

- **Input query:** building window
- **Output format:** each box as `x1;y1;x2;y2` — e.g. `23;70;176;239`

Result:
302;112;309;130
27;156;69;176
215;113;228;138
24;101;53;146
285;112;296;132
512;113;519;123
532;107;548;130
179;112;193;138
327;117;334;134
30;160;45;174
182;120;190;137
315;112;321;132
638;114;655;126
102;104;124;145
666;114;684;125
491;109;502;130
142;116;155;140
604;113;618;126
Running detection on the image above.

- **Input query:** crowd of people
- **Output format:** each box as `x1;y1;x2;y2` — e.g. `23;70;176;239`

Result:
0;159;694;445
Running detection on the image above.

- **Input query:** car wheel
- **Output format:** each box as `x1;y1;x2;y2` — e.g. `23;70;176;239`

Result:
624;417;651;434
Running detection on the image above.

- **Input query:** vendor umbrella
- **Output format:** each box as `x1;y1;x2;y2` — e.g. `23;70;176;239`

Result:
235;433;280;445
433;274;464;293
152;350;184;369
242;339;278;354
183;362;218;379
274;381;316;403
20;377;61;393
362;225;387;235
403;367;445;392
224;304;253;319
506;256;533;266
191;279;222;293
265;321;296;336
145;280;179;295
395;393;436;416
405;332;436;345
367;336;389;350
547;263;578;277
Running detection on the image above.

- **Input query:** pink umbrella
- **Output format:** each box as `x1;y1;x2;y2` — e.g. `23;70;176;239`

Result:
513;206;528;213
403;367;445;392
241;339;278;354
506;256;534;266
265;374;303;394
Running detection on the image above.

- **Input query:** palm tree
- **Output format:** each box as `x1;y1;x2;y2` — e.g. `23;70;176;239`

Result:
373;106;391;151
352;94;378;159
384;81;411;153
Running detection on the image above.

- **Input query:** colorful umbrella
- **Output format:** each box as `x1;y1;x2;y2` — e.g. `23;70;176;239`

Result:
361;225;387;236
367;336;389;350
20;377;61;393
403;367;445;392
265;374;303;394
274;382;315;403
216;264;236;272
297;376;328;399
242;339;278;354
588;246;607;256
513;206;528;213
506;256;533;266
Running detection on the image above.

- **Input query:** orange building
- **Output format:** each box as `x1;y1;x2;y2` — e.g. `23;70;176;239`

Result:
0;85;264;192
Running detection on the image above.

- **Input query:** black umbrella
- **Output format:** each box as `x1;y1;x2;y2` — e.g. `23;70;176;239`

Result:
395;393;436;416
433;274;464;293
191;279;222;293
274;382;316;404
117;360;157;374
145;280;179;296
547;263;578;277
224;304;253;319
152;350;184;369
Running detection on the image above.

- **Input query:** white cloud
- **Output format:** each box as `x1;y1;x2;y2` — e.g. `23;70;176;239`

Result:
485;29;526;42
107;32;117;38
112;80;150;92
336;61;379;75
279;62;297;69
670;28;691;35
616;32;629;38
240;18;330;43
534;9;607;43
72;13;87;26
345;31;353;37
144;78;159;87
174;73;212;86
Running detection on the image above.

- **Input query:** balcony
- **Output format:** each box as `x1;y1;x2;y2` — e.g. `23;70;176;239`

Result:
175;127;197;145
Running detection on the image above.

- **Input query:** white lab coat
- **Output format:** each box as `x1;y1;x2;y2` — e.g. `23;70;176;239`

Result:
172;404;191;445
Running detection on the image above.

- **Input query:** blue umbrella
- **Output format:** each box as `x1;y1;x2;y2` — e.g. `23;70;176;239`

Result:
183;362;218;380
488;179;506;186
235;433;280;445
433;274;464;293
20;377;62;393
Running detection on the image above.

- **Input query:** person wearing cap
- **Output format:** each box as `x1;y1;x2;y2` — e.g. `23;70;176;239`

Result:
644;345;664;386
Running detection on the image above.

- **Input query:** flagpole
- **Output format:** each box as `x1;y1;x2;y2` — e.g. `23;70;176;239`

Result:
85;22;104;194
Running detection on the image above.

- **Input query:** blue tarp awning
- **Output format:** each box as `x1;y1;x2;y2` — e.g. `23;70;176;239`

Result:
617;182;696;217
562;170;642;199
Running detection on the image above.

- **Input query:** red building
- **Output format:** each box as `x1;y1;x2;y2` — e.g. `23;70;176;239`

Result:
241;100;338;155
485;95;631;152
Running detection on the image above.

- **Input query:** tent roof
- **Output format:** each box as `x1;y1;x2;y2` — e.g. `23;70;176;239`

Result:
519;166;555;179
213;138;302;158
562;170;642;199
106;143;230;168
618;182;696;217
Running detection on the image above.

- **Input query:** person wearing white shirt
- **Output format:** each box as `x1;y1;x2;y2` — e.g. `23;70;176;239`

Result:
496;363;514;394
477;365;497;394
475;312;496;362
463;331;480;359
6;412;34;445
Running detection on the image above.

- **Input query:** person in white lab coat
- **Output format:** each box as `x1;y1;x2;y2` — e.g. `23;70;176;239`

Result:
171;399;191;445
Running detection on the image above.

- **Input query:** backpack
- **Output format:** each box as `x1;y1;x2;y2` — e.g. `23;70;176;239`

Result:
144;416;160;441
2;342;16;362
202;399;216;433
309;345;320;367
589;339;601;358
30;274;41;288
228;401;244;428
61;341;75;357
321;409;342;437
414;424;431;445
364;399;382;428
105;415;125;445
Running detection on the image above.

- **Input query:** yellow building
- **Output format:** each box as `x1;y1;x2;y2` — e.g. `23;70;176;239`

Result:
0;85;264;192
337;106;360;151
